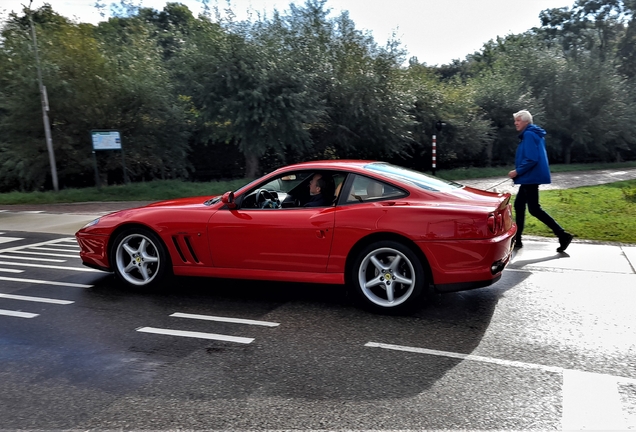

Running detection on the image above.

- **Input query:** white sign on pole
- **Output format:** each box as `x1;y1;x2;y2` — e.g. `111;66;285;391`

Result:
91;130;121;150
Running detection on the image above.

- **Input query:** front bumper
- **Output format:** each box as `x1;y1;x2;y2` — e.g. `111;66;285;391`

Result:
75;231;111;271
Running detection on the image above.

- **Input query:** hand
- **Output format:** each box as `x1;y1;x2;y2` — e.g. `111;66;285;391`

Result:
508;170;517;179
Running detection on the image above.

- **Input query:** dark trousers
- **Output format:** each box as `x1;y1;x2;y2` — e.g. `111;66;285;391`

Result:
514;184;564;241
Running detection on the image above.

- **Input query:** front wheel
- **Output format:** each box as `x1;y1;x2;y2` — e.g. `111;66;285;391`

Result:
111;227;171;289
350;240;425;313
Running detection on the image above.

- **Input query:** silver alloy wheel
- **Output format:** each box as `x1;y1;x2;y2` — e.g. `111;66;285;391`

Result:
357;247;416;307
114;233;161;286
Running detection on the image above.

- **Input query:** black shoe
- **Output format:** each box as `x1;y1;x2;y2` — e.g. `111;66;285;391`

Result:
557;232;573;253
513;239;523;249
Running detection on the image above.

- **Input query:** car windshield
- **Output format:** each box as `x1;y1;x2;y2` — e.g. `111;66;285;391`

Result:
364;162;462;192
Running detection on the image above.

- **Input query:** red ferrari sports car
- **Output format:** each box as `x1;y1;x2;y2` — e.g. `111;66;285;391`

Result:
76;160;516;312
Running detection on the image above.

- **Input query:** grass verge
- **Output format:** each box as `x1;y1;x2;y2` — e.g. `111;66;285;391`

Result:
519;180;636;244
0;179;248;205
436;161;636;180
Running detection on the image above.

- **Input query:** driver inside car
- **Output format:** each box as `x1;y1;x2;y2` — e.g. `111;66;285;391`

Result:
303;173;334;207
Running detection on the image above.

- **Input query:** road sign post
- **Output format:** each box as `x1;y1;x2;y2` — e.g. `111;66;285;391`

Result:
90;130;128;187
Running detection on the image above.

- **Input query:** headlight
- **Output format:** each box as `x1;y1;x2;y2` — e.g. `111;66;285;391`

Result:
82;218;100;228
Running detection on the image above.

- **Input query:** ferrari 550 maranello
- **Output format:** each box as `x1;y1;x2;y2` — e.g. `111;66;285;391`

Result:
76;160;517;312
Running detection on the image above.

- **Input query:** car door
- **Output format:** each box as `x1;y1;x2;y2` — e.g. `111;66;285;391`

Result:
207;206;336;273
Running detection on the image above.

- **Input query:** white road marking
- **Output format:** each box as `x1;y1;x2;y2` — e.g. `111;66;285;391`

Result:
16;211;45;214
0;309;38;318
6;251;78;258
170;312;280;327
0;237;77;254
0;261;99;272
41;242;79;248
0;276;92;288
0;293;74;304
365;342;563;372
0;268;24;273
28;246;80;253
0;237;24;244
0;254;65;262
366;342;636;430
136;327;254;344
562;369;627;430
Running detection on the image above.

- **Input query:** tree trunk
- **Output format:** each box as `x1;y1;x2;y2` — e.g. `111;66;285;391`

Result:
245;151;260;178
485;140;493;167
562;137;573;164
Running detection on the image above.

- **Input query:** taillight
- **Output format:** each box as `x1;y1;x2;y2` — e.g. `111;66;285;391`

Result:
488;212;504;234
487;214;496;234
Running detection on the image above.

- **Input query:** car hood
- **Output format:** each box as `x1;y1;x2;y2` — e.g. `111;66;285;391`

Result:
78;196;219;235
144;196;217;209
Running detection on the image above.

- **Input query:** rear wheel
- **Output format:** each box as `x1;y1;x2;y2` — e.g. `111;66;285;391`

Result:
111;227;170;289
350;240;425;313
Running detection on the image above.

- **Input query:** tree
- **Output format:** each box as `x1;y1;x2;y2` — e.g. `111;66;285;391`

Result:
180;19;324;178
0;4;192;191
538;0;632;61
404;61;494;170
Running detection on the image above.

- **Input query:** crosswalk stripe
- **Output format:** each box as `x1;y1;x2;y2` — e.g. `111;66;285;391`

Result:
0;254;65;262
0;237;24;244
0;268;24;273
28;247;79;253
0;276;92;288
0;238;77;254
0;261;99;272
6;251;78;258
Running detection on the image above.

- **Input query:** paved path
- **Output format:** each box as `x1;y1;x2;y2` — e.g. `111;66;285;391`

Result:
460;167;636;194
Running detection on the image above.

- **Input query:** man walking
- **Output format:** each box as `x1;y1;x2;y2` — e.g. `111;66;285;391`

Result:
508;110;573;252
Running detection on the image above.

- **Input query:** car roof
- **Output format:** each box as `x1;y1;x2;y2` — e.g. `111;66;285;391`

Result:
274;160;375;172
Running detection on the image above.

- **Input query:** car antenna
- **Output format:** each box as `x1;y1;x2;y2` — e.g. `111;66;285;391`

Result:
485;178;511;191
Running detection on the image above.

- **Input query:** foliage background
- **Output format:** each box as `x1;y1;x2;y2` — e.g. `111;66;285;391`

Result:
1;0;636;192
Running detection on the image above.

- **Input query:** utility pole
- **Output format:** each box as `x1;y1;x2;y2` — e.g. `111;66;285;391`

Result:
27;0;59;192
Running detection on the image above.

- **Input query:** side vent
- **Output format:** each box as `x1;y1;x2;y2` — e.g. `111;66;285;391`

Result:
171;235;200;264
183;236;200;263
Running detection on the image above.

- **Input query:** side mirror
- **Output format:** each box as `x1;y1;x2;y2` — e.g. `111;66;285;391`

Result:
221;191;236;209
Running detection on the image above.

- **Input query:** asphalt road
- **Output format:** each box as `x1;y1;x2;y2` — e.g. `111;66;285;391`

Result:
0;230;634;430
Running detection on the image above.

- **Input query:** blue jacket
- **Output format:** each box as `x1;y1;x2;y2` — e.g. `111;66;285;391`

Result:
514;124;551;185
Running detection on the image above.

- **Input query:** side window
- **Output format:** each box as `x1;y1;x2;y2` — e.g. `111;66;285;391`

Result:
332;174;346;202
344;175;406;203
260;173;308;193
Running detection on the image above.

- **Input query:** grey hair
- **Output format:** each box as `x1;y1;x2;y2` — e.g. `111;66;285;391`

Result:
513;110;533;123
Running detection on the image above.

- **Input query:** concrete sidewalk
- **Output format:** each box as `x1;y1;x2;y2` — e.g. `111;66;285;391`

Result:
508;239;636;275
